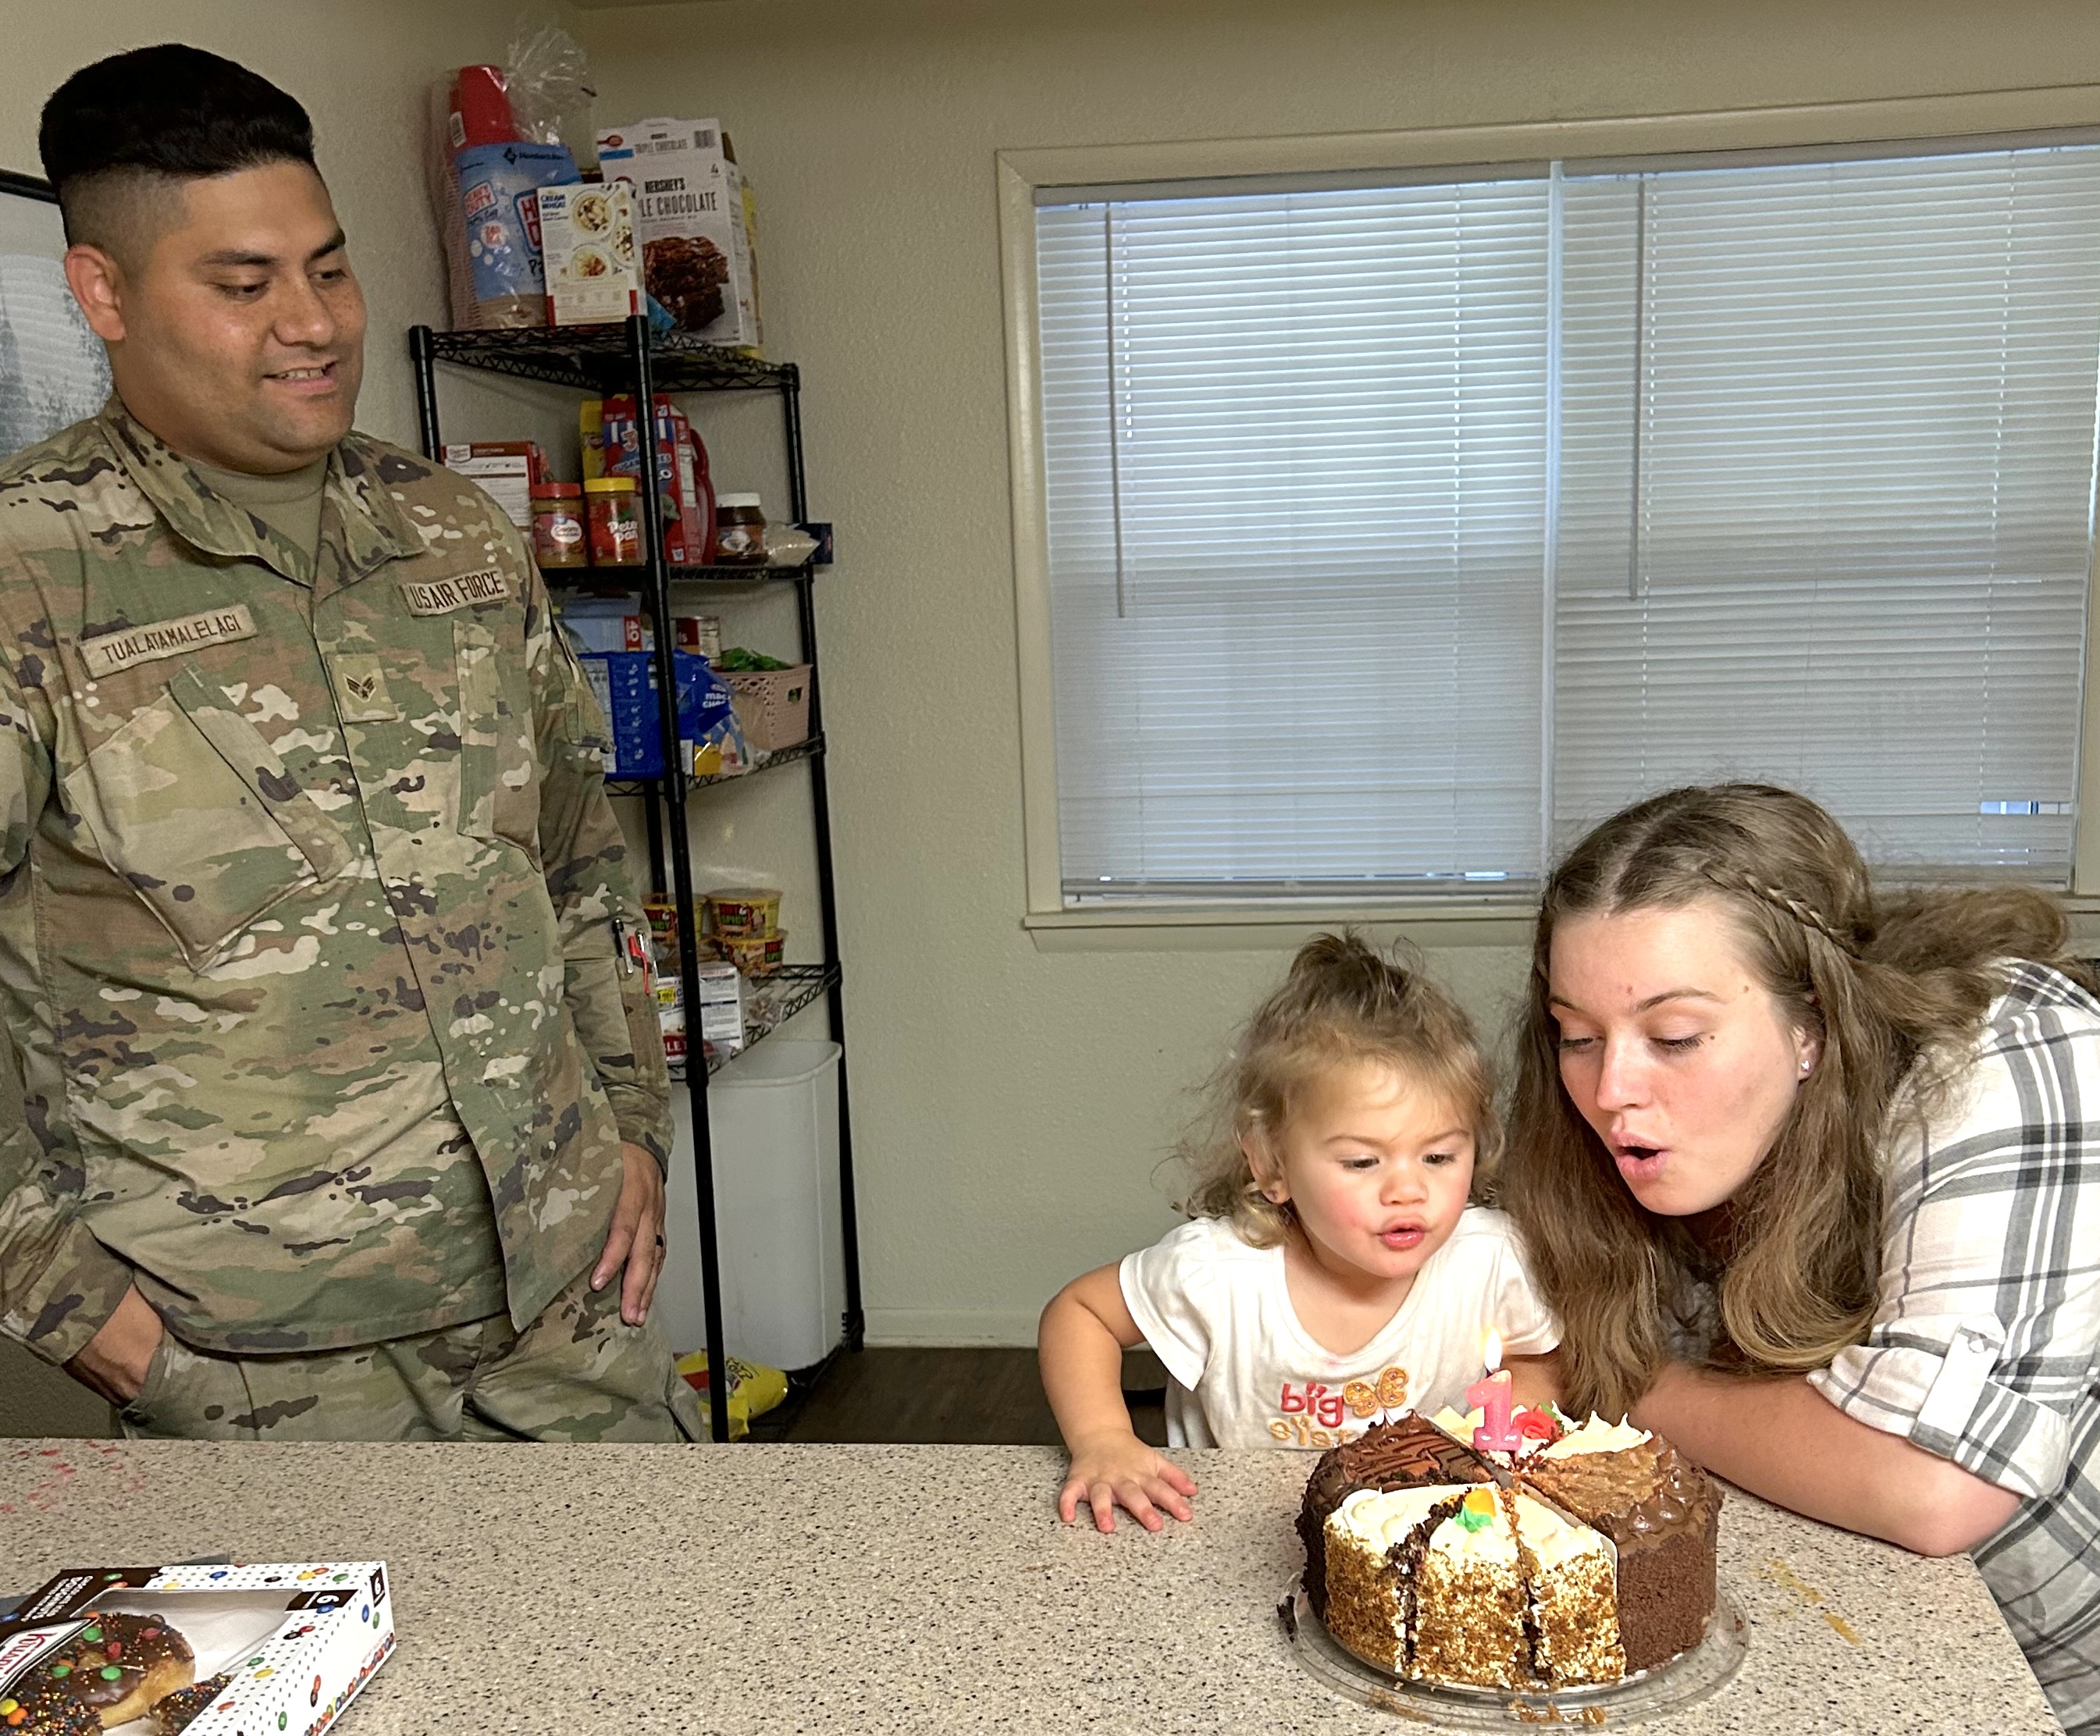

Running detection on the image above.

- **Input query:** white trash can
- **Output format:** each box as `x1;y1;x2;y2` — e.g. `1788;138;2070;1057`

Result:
660;1039;845;1372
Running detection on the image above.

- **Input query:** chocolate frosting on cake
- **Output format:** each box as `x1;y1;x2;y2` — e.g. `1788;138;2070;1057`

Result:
1522;1437;1717;1540
1521;1439;1722;1674
0;1610;197;1734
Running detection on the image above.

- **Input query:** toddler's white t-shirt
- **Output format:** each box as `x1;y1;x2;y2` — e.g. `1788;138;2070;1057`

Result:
1118;1207;1557;1450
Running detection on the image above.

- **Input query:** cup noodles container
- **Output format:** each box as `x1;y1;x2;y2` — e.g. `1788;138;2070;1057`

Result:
539;180;642;326
644;894;678;948
718;930;785;976
706;887;781;940
656;972;685;1063
596;119;761;350
441;440;544;531
0;1560;393;1736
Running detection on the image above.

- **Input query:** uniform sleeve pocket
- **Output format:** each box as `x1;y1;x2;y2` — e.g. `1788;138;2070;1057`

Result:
455;620;542;858
63;671;351;969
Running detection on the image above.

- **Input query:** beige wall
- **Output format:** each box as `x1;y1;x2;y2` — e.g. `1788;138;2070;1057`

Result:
575;0;2100;1344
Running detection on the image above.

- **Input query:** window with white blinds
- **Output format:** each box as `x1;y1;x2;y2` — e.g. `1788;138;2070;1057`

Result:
1033;139;2100;905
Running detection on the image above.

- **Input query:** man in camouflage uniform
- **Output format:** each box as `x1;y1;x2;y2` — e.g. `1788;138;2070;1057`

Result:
0;46;703;1441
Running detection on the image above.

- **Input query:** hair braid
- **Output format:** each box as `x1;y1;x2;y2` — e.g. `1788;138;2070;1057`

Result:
1700;862;1859;955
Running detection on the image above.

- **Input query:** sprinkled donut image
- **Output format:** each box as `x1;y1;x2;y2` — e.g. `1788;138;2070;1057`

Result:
150;1673;230;1736
0;1671;100;1736
12;1612;194;1731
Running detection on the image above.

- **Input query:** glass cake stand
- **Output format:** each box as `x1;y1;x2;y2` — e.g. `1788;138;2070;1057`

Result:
1281;1580;1747;1728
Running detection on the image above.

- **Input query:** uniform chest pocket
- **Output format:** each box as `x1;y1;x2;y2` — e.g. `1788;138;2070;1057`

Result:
454;621;541;859
63;665;354;969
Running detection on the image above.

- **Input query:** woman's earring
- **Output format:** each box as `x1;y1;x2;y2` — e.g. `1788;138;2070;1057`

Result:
1799;1059;1813;1076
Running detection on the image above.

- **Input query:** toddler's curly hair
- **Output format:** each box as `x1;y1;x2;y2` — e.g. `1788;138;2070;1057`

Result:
1179;932;1499;1246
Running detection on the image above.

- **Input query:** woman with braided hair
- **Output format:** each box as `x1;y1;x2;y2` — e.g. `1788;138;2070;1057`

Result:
1500;783;2099;1732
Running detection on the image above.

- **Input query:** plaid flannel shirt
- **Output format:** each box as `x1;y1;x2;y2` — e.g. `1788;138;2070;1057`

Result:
1810;961;2100;1734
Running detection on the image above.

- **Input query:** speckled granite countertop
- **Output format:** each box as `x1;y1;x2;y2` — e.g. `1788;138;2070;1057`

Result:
0;1439;2056;1734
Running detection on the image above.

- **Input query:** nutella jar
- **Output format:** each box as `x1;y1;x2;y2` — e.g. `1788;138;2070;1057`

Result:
714;493;768;565
531;482;587;569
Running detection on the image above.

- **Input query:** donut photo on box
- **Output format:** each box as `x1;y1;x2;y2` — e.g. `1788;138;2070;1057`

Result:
0;1563;392;1736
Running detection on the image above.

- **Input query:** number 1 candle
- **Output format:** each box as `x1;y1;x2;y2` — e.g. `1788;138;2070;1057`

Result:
1466;1328;1522;1453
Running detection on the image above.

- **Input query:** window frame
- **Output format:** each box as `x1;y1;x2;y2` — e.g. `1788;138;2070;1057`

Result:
998;86;2100;951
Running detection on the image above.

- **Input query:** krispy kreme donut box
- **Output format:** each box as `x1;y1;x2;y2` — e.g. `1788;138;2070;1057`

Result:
0;1562;391;1736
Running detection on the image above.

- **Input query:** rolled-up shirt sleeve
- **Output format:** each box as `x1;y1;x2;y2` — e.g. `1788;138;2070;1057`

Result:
1809;973;2100;1501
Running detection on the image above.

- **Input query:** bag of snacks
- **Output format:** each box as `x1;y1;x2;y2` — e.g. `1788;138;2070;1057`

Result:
424;26;596;331
676;1349;788;1438
685;657;751;777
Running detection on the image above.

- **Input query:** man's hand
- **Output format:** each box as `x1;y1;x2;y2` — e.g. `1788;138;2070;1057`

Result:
590;1142;667;1327
1058;1427;1199;1533
64;1285;166;1406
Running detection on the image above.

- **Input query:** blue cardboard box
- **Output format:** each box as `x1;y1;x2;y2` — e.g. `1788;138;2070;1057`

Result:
578;650;742;778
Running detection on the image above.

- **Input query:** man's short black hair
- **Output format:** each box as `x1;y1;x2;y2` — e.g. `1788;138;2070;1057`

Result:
39;44;315;251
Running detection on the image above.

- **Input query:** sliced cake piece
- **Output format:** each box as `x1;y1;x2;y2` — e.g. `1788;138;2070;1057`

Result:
1521;1415;1721;1675
1511;1491;1626;1685
1321;1485;1473;1673
1410;1486;1530;1689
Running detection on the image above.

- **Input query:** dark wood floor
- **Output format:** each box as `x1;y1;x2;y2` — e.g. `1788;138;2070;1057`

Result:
748;1347;1168;1446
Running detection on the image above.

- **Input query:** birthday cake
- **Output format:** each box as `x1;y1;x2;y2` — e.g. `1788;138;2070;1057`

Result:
1298;1410;1721;1688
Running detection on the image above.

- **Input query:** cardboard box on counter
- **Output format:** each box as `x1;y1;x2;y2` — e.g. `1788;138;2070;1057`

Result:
596;118;761;350
0;1560;393;1736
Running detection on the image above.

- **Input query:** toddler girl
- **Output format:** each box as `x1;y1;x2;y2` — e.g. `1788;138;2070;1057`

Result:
1038;933;1557;1531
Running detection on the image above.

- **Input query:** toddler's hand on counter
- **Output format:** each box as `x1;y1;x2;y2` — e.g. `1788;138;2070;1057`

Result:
1057;1430;1198;1533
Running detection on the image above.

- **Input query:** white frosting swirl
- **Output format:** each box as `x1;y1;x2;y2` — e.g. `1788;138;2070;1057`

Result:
1511;1491;1614;1571
1539;1414;1651;1458
1329;1484;1474;1551
1428;1491;1518;1565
